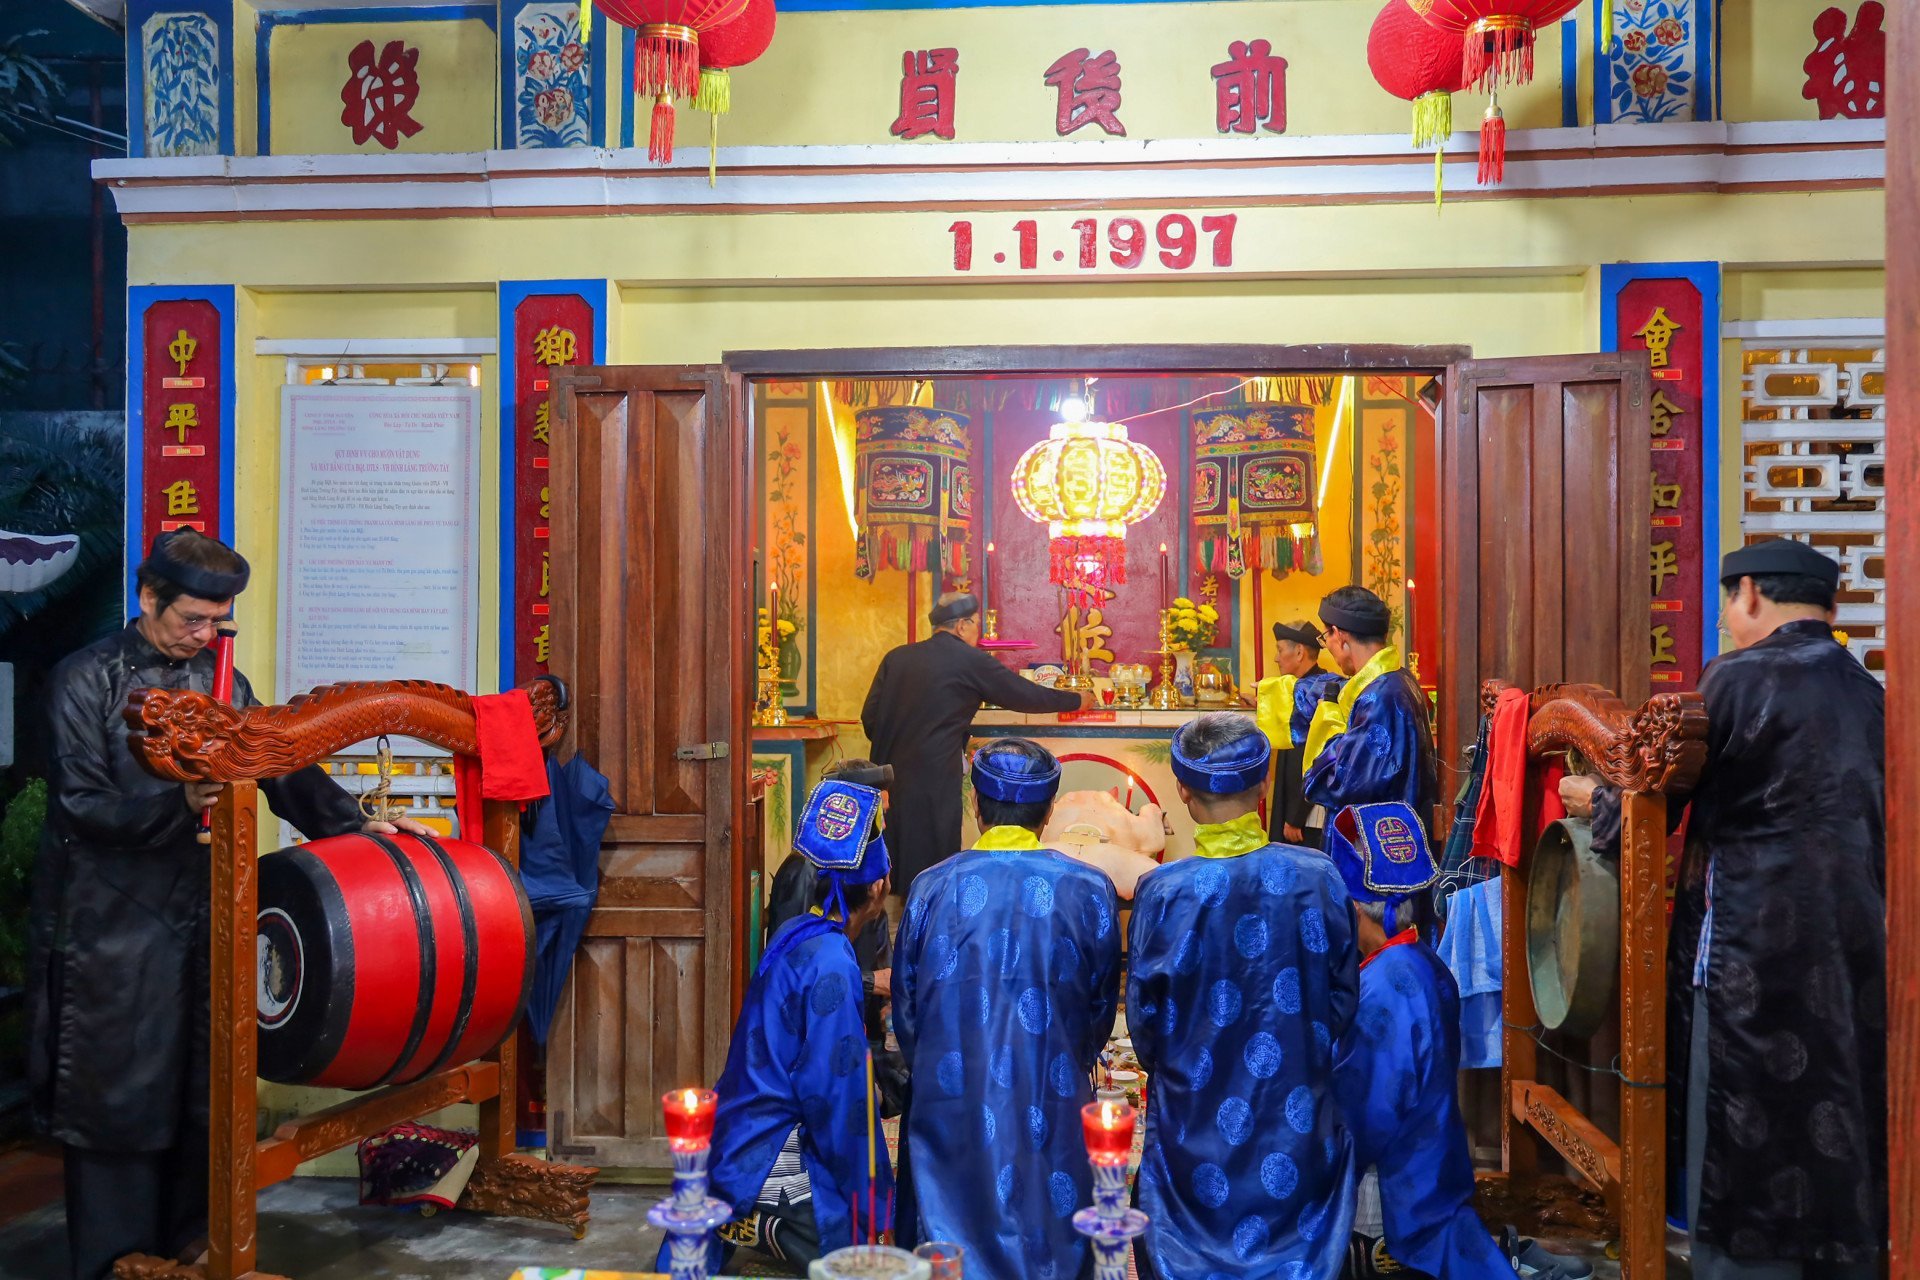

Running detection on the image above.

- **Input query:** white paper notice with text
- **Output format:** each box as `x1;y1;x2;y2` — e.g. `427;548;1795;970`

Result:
276;385;481;710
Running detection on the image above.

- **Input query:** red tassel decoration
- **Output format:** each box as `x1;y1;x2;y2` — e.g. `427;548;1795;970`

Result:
1477;99;1506;186
636;26;700;98
1462;17;1534;91
649;95;676;163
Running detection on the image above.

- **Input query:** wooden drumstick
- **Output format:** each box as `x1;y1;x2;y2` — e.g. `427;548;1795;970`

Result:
197;619;238;845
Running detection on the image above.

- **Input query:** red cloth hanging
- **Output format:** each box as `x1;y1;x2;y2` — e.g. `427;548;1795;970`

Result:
1470;685;1569;865
454;689;552;840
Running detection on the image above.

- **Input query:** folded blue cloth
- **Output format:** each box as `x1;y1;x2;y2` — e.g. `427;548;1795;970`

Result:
1438;878;1503;1068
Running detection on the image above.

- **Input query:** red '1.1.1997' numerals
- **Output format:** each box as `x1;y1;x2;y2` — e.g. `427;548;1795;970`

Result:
948;214;1238;272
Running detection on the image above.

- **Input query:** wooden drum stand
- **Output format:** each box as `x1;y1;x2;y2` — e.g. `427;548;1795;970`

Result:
1486;680;1707;1280
121;678;597;1280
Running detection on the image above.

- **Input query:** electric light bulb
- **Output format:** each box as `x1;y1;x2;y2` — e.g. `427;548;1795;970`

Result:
1060;396;1088;423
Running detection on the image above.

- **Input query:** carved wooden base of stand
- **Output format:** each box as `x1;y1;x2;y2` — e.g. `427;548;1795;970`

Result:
458;1153;599;1238
1474;1171;1620;1240
113;1256;290;1280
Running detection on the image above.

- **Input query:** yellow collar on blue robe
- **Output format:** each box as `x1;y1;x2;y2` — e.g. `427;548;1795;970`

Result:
1302;645;1402;773
1192;810;1269;860
973;825;1043;852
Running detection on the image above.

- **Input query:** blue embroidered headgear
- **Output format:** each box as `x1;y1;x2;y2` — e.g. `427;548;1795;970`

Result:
795;779;891;921
1325;802;1438;933
970;739;1061;805
1170;713;1273;795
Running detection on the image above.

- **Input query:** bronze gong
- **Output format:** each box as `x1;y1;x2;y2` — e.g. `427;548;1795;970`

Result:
1526;817;1619;1039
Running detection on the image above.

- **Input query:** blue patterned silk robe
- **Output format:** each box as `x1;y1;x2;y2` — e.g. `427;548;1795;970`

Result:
1303;665;1439;820
894;835;1123;1280
1335;938;1509;1279
660;915;892;1274
1129;838;1361;1280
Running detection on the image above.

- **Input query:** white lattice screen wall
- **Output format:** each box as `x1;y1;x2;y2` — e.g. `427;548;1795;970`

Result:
1739;342;1886;680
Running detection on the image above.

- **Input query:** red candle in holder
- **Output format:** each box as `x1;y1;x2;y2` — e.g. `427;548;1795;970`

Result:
662;1087;719;1152
1082;1099;1135;1164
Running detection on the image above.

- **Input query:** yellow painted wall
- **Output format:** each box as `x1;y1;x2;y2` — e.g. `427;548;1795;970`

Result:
1724;267;1886;320
125;191;1887;295
267;16;497;155
1720;0;1876;122
232;289;501;698
707;0;1572;148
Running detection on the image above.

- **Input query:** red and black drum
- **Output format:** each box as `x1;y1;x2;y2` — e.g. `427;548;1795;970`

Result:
256;831;535;1090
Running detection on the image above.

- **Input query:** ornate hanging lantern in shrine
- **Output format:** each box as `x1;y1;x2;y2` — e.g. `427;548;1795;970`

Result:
1190;404;1321;580
852;406;975;583
1010;409;1167;602
692;0;776;184
1367;0;1470;205
599;0;750;163
1408;0;1580;183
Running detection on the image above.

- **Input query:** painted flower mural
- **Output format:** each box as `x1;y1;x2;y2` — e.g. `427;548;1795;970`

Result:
1608;0;1694;123
515;5;592;148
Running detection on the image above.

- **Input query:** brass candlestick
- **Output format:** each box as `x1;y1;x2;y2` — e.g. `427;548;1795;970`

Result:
754;665;787;728
1147;609;1182;710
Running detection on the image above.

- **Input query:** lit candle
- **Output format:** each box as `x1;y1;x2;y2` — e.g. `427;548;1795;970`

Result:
662;1087;719;1152
985;541;995;619
1159;543;1170;613
1081;1099;1136;1165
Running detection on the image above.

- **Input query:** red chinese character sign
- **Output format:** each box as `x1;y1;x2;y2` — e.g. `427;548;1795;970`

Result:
892;49;959;140
512;294;596;680
1616;278;1705;689
1045;48;1126;137
139;300;224;555
1212;39;1287;135
340;39;423;150
1802;2;1884;119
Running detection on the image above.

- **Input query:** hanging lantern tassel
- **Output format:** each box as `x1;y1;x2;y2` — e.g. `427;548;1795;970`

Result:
1478;95;1506;186
1463;16;1533;90
1411;89;1454;210
649;92;676;164
695;66;731;187
636;23;700;98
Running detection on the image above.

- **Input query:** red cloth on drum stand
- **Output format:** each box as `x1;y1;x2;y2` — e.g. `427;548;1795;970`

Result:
1470;686;1566;866
453;689;551;838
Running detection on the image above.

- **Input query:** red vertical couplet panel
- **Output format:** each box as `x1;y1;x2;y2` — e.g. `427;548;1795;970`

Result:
512;294;596;682
1616;279;1705;690
140;300;224;550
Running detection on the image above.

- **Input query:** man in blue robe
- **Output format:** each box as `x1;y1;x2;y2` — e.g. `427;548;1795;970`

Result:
667;778;894;1274
1326;804;1510;1280
1255;619;1344;846
894;738;1122;1280
1303;587;1438;824
1130;712;1361;1280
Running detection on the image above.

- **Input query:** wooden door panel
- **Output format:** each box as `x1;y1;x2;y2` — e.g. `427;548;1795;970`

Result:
1440;354;1651;772
546;363;749;1169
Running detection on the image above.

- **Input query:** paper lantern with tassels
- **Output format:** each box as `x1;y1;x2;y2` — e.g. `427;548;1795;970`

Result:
693;0;775;183
1011;417;1166;605
599;0;750;163
1407;0;1577;185
1367;0;1470;207
1407;0;1581;89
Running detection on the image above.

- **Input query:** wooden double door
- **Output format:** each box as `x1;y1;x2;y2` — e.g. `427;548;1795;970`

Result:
538;348;1650;1170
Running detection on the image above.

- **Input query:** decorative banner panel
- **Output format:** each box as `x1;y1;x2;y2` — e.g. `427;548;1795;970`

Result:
854;406;973;581
136;296;226;571
1357;378;1416;658
1599;0;1712;124
1604;265;1718;690
1190;404;1320;580
503;286;600;686
139;8;225;156
761;388;816;713
506;1;603;148
1739;341;1886;679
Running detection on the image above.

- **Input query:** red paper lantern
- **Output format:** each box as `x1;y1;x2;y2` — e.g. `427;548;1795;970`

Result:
1407;0;1580;90
600;0;750;163
695;0;776;115
1368;1;1468;144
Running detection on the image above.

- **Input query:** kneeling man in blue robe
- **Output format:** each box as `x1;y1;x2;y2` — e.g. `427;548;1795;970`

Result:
1130;712;1361;1280
1327;804;1509;1280
895;738;1123;1280
669;778;894;1274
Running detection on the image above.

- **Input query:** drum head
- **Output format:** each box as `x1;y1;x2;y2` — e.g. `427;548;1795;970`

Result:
1525;818;1619;1039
